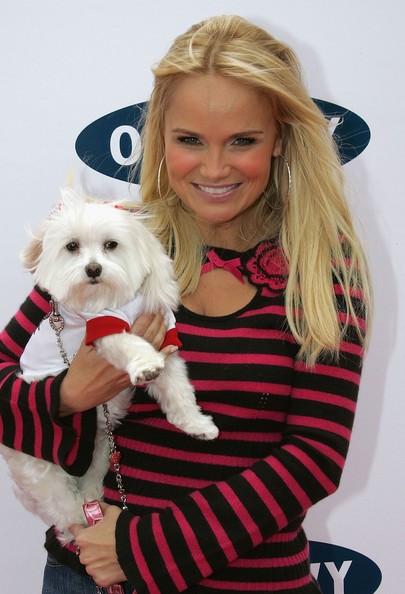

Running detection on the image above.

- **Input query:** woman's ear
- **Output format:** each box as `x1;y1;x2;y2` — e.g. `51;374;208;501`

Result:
272;136;283;157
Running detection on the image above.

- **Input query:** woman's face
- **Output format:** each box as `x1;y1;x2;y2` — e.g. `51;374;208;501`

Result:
163;74;281;245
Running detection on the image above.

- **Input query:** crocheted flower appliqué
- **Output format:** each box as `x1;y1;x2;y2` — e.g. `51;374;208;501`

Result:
242;242;288;294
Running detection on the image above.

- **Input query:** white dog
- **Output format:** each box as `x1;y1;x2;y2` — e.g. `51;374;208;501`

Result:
0;189;218;544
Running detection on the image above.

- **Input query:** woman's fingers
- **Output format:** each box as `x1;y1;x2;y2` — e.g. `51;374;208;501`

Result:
130;311;168;350
59;344;131;415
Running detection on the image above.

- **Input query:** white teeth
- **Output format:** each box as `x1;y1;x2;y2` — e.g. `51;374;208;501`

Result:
197;184;238;195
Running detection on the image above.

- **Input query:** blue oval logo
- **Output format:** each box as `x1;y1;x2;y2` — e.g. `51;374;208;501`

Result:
309;541;382;593
75;100;370;184
75;102;147;184
312;99;371;164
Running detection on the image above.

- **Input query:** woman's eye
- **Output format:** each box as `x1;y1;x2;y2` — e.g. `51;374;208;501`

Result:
104;240;118;250
65;241;79;252
232;137;257;147
178;136;202;146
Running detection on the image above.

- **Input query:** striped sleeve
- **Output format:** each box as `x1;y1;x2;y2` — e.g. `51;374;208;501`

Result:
0;286;96;476
116;310;365;592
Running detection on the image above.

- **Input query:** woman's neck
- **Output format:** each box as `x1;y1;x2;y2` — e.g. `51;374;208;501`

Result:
198;221;262;251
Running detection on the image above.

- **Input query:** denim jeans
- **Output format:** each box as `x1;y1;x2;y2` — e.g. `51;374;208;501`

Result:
42;554;133;594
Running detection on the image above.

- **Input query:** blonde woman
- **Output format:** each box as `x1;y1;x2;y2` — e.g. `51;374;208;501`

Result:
0;15;370;594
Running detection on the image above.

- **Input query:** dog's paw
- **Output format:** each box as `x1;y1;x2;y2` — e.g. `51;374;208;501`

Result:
181;415;219;441
191;422;219;441
127;353;165;385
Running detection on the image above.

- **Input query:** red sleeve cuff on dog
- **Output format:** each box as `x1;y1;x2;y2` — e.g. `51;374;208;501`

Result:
85;316;182;350
85;316;131;346
160;326;183;350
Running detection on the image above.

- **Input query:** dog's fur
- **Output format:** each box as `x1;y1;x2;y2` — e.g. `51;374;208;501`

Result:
0;189;218;544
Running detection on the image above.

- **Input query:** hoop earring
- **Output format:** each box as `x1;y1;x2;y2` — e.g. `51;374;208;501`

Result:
278;153;291;199
157;156;166;203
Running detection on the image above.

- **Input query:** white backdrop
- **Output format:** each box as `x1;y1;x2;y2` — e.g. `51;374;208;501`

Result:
0;1;403;592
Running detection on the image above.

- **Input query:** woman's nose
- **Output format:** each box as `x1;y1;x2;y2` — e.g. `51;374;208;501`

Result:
199;149;231;181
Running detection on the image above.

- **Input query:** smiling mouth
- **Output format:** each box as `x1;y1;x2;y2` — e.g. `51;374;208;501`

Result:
194;183;240;195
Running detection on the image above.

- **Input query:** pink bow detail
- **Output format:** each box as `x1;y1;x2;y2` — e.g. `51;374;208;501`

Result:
201;249;244;284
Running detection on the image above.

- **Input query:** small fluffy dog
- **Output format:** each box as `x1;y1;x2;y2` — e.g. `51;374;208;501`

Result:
0;189;218;544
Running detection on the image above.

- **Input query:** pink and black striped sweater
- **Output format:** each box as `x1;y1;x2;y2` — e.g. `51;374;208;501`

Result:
0;241;365;593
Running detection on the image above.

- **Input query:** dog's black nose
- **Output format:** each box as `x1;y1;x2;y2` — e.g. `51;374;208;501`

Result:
85;263;102;278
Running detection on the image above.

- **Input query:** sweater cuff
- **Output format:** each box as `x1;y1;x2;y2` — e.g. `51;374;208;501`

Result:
115;506;195;594
116;510;141;591
49;370;98;476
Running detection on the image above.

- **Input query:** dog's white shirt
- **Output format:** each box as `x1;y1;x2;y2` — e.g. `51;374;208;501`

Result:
20;296;177;376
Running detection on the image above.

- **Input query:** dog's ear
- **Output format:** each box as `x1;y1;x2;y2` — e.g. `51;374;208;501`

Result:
142;256;180;312
19;224;46;272
136;225;180;312
58;186;87;210
20;187;85;272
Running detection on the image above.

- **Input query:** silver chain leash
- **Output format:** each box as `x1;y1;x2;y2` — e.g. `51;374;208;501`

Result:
49;300;70;367
102;403;128;511
47;299;128;593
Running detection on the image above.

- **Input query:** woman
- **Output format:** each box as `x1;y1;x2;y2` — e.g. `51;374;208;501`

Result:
0;14;370;594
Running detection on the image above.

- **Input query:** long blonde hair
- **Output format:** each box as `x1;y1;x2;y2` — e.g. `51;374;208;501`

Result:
136;14;371;364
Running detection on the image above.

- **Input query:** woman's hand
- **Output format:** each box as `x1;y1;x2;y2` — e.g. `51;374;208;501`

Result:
59;312;174;415
70;503;127;588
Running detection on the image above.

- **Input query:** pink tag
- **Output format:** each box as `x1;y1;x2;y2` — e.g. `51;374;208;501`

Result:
82;501;125;594
83;500;104;526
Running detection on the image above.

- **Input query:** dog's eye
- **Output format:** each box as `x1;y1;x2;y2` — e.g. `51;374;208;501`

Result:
65;241;79;252
104;240;118;250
